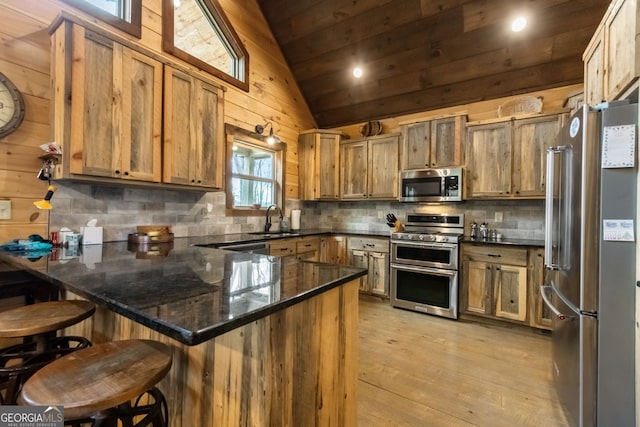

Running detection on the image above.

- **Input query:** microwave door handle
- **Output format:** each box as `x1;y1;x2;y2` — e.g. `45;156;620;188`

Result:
545;146;568;270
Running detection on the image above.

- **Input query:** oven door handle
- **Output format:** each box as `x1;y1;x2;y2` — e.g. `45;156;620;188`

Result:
390;241;458;250
391;263;457;277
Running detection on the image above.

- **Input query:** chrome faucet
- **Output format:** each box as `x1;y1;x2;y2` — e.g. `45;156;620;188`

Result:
264;204;283;232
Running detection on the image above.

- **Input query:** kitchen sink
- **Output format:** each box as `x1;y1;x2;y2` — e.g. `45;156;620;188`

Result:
247;231;296;237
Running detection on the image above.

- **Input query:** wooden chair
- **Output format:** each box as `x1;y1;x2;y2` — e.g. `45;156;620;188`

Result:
19;339;173;427
0;300;95;404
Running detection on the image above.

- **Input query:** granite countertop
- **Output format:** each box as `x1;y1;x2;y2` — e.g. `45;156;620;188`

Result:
460;237;545;247
0;239;366;346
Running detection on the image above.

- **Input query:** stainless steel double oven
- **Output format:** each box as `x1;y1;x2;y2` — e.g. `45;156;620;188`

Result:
390;213;463;319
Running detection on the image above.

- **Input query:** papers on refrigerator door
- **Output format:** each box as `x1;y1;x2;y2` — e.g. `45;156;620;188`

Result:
603;219;635;242
601;124;635;168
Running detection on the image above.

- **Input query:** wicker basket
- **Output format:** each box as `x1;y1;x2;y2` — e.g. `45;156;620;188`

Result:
498;96;543;117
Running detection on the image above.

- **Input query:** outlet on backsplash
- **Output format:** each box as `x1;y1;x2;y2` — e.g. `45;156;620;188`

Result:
494;212;503;222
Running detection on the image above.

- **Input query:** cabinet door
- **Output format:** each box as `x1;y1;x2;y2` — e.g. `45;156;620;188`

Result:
512;115;562;197
466;122;512;198
605;0;637;100
350;250;369;292
463;261;492;315
584;24;605;106
120;48;163;182
528;248;552;329
369;252;388;296
430;116;465;167
493;264;527;322
69;27;118;178
317;133;341;199
192;78;224;188
400;122;430;170
368;135;399;199
320;236;346;265
163;67;223;188
340;140;368;199
68;27;162;182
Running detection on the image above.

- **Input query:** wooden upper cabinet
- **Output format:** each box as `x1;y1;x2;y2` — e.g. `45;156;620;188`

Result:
163;66;224;189
368;134;399;198
340;140;368;199
466;122;512;198
340;134;399;200
583;0;640;105
512;115;564;197
400;115;466;170
59;24;162;182
466;113;564;199
299;130;345;200
400;122;430;170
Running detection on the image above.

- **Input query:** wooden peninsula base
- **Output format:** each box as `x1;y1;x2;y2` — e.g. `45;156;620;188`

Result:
64;279;359;427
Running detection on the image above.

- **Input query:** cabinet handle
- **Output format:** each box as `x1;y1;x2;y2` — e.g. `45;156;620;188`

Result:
495;267;501;271
191;179;195;183
304;244;311;247
124;171;129;176
515;191;519;194
197;180;202;184
115;170;120;174
506;191;510;194
488;254;501;258
280;248;289;252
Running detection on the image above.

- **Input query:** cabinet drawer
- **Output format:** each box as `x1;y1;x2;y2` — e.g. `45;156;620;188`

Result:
462;245;527;266
296;238;320;254
268;240;296;256
347;237;389;253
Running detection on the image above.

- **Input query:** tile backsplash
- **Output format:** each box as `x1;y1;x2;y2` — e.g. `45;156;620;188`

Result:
50;182;544;241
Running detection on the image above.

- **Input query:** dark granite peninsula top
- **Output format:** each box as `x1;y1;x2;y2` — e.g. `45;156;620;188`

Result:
460;237;545;247
0;240;366;346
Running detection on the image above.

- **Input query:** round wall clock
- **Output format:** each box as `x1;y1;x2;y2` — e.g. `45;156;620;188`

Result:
0;72;26;139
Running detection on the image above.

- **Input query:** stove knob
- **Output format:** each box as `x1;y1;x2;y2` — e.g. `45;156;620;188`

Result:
418;235;425;241
407;234;414;240
428;235;436;242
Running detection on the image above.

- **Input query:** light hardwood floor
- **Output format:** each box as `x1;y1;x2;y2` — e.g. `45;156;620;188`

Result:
358;296;570;427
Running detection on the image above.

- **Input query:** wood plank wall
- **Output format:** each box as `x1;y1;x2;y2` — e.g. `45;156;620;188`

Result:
0;0;317;242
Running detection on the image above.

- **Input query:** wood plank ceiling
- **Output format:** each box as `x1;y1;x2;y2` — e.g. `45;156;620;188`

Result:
257;0;610;128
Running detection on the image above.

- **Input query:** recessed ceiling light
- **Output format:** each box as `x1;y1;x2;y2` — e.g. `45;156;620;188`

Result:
353;67;363;78
511;16;527;32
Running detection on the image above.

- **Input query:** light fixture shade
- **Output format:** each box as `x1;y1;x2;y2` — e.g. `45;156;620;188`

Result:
255;122;280;144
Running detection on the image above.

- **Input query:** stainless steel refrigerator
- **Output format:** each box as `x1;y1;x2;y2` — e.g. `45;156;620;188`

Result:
542;102;637;426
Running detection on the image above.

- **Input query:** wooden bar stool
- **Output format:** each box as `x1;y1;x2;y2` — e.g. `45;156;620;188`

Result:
20;339;173;427
0;300;95;404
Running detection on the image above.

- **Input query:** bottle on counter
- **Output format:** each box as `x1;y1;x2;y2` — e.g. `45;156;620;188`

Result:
479;223;488;240
470;222;477;239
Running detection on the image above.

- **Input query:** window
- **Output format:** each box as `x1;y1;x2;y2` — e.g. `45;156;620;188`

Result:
61;0;142;38
225;125;285;214
163;0;249;91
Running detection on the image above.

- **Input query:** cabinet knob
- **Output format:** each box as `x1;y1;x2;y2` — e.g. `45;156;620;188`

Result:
191;179;195;183
124;171;129;176
114;170;120;174
506;191;510;194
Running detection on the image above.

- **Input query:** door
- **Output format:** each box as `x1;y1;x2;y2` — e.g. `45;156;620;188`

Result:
541;283;596;427
317;133;340;199
340;141;368;199
430;116;464;167
466;122;512;198
368;135;399;198
401;122;430;170
350;250;369;292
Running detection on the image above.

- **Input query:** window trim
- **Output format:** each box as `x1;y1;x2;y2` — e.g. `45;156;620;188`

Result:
225;124;285;216
162;0;250;92
60;0;142;38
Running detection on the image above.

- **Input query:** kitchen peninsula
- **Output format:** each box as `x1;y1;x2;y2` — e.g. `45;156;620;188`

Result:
0;239;366;426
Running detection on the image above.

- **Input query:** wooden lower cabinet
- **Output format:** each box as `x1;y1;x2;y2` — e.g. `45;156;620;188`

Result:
268;236;320;261
346;237;389;297
320;235;347;265
461;244;548;329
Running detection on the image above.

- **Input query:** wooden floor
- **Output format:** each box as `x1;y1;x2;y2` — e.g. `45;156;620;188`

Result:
358;296;570;427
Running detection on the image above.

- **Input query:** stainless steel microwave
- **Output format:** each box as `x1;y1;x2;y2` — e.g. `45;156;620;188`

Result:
399;167;462;202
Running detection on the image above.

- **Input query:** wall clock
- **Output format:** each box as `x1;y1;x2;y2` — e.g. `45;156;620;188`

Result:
0;72;26;139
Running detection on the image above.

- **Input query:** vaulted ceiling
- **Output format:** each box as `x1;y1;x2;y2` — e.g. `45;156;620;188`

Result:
257;0;610;128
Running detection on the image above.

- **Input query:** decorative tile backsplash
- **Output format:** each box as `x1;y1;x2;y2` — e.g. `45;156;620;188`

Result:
50;182;544;241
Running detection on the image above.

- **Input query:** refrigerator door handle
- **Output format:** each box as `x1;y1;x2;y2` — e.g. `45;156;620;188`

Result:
540;285;572;320
545;146;570;270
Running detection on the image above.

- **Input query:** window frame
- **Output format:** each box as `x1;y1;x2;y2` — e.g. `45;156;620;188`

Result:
162;0;250;92
60;0;142;38
225;125;285;216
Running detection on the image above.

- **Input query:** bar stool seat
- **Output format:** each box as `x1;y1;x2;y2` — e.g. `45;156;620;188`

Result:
0;300;95;404
20;339;173;426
